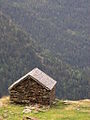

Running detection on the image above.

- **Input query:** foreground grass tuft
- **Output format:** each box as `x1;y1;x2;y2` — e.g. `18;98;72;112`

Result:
0;97;90;120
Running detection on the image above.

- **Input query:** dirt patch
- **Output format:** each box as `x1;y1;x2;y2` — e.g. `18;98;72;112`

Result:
0;116;3;120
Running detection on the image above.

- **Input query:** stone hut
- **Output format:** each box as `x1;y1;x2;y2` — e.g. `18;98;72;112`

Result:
8;68;57;105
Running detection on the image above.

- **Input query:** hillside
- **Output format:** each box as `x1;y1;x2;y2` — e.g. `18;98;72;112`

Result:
0;0;90;68
0;0;90;100
0;97;90;120
0;12;43;97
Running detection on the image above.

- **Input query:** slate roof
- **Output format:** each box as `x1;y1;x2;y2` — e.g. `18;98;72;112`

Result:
9;68;57;90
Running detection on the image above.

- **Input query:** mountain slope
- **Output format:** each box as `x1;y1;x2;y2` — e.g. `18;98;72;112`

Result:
0;0;90;68
0;12;42;97
0;0;90;99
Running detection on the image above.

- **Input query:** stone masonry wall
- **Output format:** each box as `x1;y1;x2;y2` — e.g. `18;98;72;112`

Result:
9;77;52;105
50;86;56;104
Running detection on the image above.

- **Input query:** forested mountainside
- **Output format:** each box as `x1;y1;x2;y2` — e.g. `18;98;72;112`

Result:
0;13;43;97
0;0;90;68
0;0;90;99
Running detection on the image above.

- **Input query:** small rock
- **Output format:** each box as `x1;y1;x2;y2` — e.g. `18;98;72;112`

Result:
77;108;80;111
4;110;8;113
33;110;39;114
23;109;32;114
37;109;46;112
3;113;8;118
52;101;57;105
31;107;35;110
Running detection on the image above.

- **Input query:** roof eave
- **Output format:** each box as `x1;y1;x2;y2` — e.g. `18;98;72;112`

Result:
8;75;29;91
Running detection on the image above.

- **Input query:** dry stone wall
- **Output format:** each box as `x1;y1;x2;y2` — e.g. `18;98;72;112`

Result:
9;77;53;105
50;86;56;103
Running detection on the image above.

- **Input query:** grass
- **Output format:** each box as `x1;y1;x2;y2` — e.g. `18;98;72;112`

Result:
0;97;90;120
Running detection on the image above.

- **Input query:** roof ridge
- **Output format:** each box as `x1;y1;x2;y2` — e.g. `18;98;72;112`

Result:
9;68;57;91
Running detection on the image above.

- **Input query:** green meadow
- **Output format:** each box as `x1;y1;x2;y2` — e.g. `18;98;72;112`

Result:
0;97;90;120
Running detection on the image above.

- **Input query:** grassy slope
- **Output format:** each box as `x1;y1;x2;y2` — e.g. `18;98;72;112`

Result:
0;97;90;120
